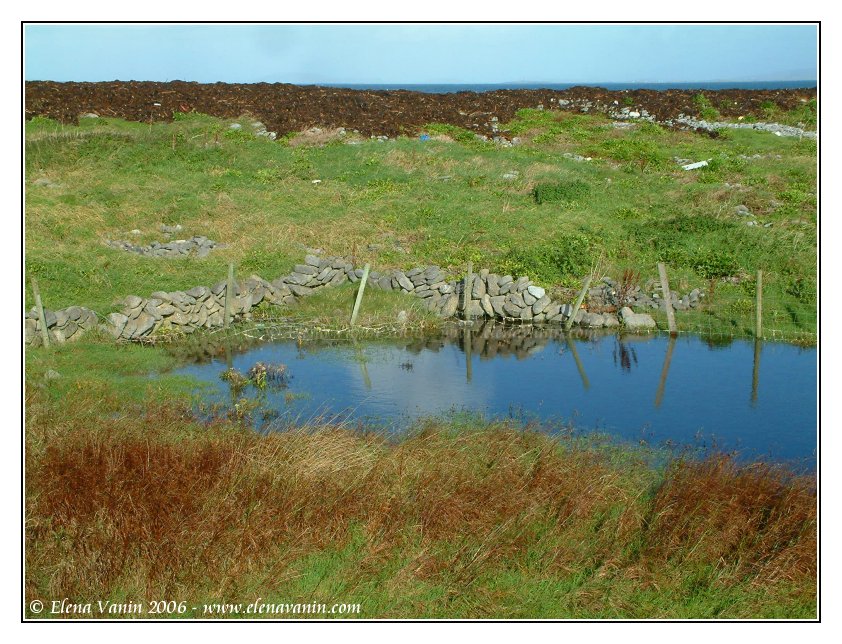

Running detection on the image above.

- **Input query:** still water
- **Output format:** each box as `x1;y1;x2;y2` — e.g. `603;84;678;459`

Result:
174;323;817;467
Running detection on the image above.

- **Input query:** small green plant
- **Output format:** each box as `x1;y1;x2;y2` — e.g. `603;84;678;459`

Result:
693;93;721;121
623;96;635;106
423;123;480;144
532;180;590;205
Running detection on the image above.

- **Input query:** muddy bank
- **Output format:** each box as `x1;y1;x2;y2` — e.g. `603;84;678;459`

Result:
24;81;817;138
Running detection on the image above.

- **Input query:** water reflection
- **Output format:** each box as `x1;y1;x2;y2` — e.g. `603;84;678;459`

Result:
172;321;817;466
613;340;639;373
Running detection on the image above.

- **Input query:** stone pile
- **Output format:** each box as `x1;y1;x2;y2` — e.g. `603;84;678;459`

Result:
106;236;222;258
672;115;817;139
586;278;705;313
26;255;676;345
24;306;98;346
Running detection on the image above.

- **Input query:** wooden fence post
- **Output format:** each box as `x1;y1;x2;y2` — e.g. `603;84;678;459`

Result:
350;263;371;327
564;275;592;332
657;262;677;335
755;270;763;340
224;263;235;331
30;277;51;348
462;261;473;318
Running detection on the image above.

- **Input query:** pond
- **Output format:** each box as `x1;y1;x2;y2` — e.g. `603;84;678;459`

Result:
173;322;817;468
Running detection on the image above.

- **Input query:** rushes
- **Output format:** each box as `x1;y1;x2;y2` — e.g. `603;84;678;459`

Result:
25;393;816;618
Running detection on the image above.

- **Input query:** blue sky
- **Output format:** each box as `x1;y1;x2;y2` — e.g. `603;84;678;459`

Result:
24;24;817;84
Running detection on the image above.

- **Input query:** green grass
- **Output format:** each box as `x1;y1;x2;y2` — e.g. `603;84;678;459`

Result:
23;109;818;619
25;109;816;339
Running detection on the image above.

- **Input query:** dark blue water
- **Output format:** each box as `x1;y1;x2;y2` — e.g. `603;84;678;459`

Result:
320;81;817;93
174;329;817;468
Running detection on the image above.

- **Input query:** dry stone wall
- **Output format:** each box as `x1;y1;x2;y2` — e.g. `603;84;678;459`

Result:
25;254;671;346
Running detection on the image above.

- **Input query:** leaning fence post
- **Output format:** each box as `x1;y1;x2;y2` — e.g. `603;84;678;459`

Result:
224;262;235;331
350;263;371;327
657;262;677;335
564;275;592;332
30;277;51;348
755;270;763;340
462;261;474;318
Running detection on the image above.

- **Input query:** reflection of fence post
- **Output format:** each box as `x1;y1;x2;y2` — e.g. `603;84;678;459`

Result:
657;262;677;335
224;263;235;331
755;270;763;340
654;335;676;408
566;335;590;390
751;338;761;406
564;275;592;331
350;263;371;327
30;277;51;348
462;261;473;318
464;326;473;383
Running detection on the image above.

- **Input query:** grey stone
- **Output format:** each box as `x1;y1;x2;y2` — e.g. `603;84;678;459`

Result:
471;276;486;299
304;254;321;267
294;264;319;276
514;277;530;292
620;306;657;330
602;314;620;328
523;291;537;306
527;285;546;300
317;266;334;282
377;276;393;291
486;275;500;297
106;312;128;337
24;318;37;343
186;286;209;300
397;273;414;291
532;295;551;315
466;300;485;318
480;294;495;317
506;292;525;308
544;303;561;319
44;369;61;381
124;295;144;309
415;287;435;298
440;294;459;318
61;321;80;339
580;312;605;328
289;285;314;297
285;272;311;286
503;300;523;318
490;296;506;317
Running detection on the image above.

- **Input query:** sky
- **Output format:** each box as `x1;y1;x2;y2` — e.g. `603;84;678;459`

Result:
24;24;818;85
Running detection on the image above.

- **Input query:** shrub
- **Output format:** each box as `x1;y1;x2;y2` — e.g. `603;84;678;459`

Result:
532;180;590;205
500;234;593;282
692;250;739;279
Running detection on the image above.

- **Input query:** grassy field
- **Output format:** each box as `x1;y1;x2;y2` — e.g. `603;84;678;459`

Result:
25;340;817;619
24;105;817;340
24;105;818;619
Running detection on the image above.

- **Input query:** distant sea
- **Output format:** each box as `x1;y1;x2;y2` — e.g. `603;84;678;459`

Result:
321;81;817;93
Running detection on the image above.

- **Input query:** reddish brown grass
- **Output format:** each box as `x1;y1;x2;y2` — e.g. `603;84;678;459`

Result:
25;392;816;617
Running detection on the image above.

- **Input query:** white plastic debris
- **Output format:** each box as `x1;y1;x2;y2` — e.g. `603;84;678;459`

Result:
311;179;322;184
681;159;712;171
